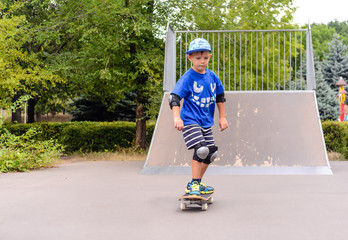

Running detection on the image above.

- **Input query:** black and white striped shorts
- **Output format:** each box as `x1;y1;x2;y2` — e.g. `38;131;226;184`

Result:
182;124;215;150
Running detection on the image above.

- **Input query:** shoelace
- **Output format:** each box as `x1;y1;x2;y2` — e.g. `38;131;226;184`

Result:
191;182;200;191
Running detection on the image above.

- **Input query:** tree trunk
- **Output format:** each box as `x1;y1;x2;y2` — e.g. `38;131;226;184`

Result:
126;0;153;149
35;112;42;122
11;109;22;123
11;94;22;123
27;98;37;123
135;102;146;149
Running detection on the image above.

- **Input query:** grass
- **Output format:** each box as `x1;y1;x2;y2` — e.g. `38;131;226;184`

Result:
327;151;347;161
56;150;147;165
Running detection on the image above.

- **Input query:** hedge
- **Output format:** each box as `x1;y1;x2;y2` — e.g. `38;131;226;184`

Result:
2;122;70;141
1;121;155;153
321;121;348;158
1;121;347;157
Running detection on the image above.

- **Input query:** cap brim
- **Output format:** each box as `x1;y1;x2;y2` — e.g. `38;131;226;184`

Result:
185;48;211;55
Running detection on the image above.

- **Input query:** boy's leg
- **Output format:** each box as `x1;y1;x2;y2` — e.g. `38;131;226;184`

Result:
187;160;207;195
183;124;214;195
191;160;214;194
200;163;209;178
191;160;208;179
198;146;218;194
192;161;209;178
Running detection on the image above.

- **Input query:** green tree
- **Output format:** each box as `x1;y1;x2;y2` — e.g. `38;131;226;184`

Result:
321;34;348;90
3;0;302;148
0;1;63;122
309;21;348;62
328;20;348;45
36;0;165;148
69;93;137;122
167;0;296;30
311;24;337;61
315;68;340;120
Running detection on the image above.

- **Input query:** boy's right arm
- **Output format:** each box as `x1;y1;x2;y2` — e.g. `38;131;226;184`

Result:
172;106;184;131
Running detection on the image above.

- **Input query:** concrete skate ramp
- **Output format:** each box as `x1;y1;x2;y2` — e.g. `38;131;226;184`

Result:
141;91;332;175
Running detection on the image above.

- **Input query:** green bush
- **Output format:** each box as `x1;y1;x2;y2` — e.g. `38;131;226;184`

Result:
322;121;348;158
0;127;64;172
0;96;65;172
2;122;71;141
4;120;346;160
61;122;136;152
146;122;155;145
1;121;156;153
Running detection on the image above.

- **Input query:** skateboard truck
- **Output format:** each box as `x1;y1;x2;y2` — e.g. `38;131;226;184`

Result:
178;193;214;211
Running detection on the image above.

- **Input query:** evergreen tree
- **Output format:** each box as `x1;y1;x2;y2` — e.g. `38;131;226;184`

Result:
69;93;137;122
316;68;340;120
321;34;348;90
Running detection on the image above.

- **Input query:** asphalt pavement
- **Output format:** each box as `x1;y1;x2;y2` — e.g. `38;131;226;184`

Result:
1;160;348;240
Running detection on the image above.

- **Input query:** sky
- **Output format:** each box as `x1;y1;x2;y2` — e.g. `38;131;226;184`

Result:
292;0;348;25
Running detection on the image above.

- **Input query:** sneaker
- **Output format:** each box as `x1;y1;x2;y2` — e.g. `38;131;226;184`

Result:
185;181;201;195
185;182;191;194
200;182;214;194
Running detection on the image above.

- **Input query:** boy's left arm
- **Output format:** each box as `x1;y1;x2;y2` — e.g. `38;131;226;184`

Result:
217;102;228;131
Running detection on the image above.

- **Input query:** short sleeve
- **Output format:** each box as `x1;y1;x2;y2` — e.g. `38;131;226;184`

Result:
171;74;190;99
213;72;224;95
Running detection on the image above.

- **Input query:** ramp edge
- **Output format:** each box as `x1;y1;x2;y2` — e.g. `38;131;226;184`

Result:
140;166;333;175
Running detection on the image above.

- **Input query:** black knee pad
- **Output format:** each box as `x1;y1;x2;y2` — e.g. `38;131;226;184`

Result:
203;146;218;164
192;142;209;162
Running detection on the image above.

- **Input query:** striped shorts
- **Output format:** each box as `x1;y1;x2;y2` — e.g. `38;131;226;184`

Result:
182;124;215;150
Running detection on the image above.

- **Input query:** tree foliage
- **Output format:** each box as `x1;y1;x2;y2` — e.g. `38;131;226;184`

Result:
35;0;164;105
328;20;348;45
321;34;348;90
311;24;337;61
166;0;296;30
33;0;166;148
0;2;62;109
4;0;343;147
311;21;348;61
69;93;137;122
315;68;340;121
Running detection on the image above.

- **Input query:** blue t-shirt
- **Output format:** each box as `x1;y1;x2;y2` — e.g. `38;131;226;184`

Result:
171;68;224;128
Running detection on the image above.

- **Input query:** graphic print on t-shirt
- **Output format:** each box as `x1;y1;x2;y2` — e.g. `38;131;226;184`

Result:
191;81;216;108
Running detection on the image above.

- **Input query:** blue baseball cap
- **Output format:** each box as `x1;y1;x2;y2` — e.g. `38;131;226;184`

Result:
186;38;211;55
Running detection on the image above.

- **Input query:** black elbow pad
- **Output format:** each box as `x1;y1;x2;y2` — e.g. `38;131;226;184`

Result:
216;92;226;103
169;93;181;109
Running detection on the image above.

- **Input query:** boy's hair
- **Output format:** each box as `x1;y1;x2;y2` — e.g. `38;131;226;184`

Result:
186;38;211;55
190;51;207;55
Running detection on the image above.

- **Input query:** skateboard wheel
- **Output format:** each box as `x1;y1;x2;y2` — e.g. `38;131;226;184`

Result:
180;203;186;211
202;203;208;211
208;197;214;204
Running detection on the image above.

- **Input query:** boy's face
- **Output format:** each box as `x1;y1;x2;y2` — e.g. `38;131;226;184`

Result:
187;51;212;74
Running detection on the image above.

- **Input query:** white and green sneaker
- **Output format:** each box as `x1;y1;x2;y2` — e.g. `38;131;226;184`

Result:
185;181;201;195
185;182;214;195
200;182;214;194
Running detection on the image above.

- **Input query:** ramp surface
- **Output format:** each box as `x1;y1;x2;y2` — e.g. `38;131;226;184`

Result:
142;91;332;175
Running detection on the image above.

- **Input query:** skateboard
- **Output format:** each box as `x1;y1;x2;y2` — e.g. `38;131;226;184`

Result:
178;193;214;211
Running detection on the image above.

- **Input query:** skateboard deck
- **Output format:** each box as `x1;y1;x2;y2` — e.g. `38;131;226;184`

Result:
178;193;214;211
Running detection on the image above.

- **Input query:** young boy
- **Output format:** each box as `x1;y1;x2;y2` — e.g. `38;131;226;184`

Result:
169;38;228;195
